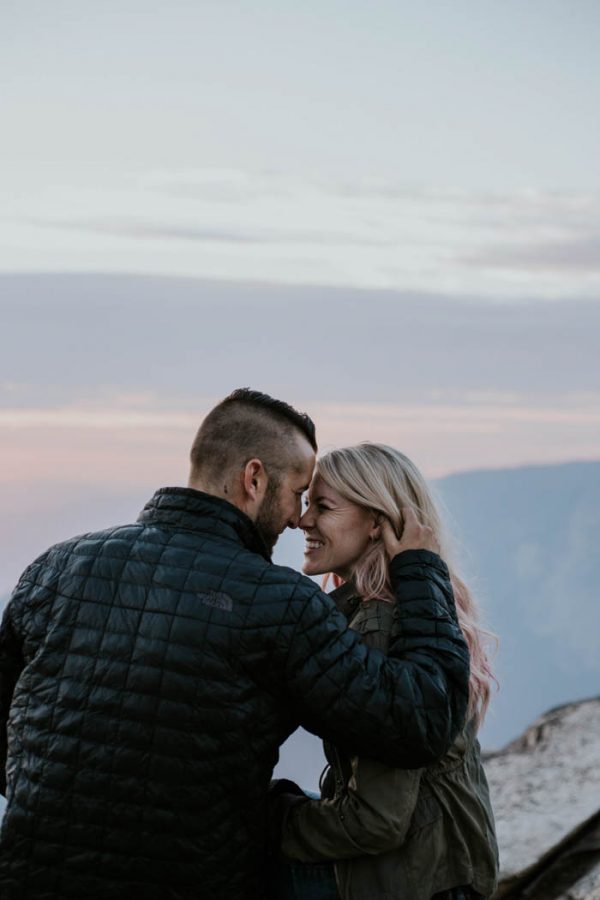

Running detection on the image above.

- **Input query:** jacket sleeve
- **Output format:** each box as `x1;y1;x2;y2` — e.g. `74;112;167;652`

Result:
280;756;422;861
0;602;25;796
280;549;469;768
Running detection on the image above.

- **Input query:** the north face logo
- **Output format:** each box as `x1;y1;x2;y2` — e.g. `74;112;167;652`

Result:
197;590;234;612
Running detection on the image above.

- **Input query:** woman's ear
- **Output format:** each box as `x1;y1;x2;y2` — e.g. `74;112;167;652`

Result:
370;513;383;541
376;513;402;540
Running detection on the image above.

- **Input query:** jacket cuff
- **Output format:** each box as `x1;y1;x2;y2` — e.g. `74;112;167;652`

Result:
389;548;450;579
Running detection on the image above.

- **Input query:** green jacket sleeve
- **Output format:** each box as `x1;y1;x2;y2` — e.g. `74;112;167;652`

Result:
281;757;422;861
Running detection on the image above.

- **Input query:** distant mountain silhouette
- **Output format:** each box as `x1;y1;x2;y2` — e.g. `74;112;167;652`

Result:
437;460;600;750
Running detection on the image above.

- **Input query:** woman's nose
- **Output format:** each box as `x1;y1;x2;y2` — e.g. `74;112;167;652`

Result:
299;508;313;530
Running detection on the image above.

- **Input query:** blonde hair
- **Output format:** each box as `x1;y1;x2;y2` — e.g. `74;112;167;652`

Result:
316;443;497;728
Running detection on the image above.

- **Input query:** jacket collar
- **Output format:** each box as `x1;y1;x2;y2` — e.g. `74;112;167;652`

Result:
329;580;362;620
137;487;272;562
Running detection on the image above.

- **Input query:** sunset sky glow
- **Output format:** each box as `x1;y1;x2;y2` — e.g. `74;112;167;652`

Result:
1;0;599;545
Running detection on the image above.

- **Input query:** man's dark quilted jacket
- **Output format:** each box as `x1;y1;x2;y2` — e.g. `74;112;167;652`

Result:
0;488;469;899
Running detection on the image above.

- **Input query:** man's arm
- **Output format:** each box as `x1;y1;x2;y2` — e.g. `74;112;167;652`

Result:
0;551;51;797
0;602;25;796
279;548;469;769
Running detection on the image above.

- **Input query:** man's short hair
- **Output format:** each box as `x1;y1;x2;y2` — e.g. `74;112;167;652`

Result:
190;388;317;487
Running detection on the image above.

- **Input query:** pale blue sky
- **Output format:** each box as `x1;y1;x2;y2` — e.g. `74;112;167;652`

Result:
1;3;599;482
2;1;600;292
3;0;600;187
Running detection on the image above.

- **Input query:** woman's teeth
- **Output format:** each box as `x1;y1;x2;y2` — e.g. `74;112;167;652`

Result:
305;539;325;551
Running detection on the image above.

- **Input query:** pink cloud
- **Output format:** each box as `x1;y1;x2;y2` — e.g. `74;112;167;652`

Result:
2;397;599;488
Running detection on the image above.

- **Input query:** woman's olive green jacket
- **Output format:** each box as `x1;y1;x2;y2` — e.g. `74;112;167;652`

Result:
281;584;499;900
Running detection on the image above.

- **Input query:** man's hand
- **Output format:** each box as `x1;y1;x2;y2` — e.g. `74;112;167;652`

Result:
381;507;440;558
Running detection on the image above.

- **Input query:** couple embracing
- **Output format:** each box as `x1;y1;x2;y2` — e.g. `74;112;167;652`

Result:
0;388;498;900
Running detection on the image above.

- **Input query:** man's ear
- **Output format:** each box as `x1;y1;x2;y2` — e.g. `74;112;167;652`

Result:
241;458;267;504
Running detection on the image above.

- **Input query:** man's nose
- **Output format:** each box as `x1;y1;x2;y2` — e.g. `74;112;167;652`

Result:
288;503;302;529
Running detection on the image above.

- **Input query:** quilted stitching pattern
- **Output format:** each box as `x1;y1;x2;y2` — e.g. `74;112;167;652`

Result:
0;488;468;899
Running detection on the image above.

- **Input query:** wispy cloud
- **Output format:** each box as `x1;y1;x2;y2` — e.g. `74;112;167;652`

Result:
4;395;599;432
2;393;599;485
0;407;196;429
463;236;600;273
1;272;598;407
3;170;600;298
25;216;388;248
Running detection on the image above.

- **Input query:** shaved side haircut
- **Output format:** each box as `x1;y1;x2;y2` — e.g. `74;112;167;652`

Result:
190;388;317;490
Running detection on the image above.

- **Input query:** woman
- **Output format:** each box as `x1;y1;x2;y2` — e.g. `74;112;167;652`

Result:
276;443;499;900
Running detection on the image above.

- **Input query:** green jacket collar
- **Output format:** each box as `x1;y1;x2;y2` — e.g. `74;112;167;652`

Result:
329;580;362;620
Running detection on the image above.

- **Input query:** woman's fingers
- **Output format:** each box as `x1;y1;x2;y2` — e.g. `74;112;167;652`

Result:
381;518;403;558
382;507;440;557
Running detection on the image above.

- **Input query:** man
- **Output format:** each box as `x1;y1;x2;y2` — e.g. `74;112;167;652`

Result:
0;388;469;899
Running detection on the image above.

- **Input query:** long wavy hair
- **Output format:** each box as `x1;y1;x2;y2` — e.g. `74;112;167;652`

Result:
316;443;497;729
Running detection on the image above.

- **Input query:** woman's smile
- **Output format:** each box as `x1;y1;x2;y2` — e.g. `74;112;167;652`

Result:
304;537;325;554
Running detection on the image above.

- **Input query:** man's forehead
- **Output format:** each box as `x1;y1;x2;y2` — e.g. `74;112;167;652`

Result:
289;432;315;462
289;439;316;485
295;454;316;484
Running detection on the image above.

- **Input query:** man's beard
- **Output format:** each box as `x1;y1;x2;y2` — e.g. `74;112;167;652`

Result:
255;477;283;555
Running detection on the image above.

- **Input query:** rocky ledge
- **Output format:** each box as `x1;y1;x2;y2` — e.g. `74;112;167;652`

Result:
485;696;600;899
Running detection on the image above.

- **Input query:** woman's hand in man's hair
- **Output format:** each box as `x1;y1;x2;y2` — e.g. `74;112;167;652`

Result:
381;507;440;558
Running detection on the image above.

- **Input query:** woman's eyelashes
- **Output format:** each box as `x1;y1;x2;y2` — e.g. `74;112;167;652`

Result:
304;498;332;512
